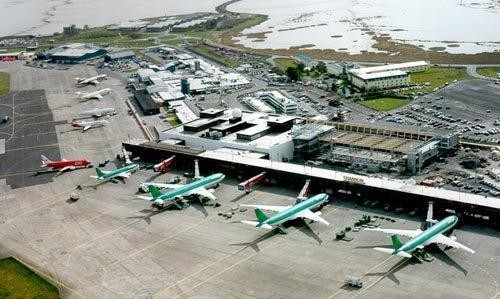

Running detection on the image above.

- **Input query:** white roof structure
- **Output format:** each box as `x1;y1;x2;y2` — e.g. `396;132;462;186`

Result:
198;150;500;210
351;70;407;80
170;100;198;123
245;97;275;113
257;90;296;106
351;61;428;76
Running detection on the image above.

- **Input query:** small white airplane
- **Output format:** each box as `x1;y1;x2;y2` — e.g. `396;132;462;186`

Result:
77;107;116;118
70;119;108;132
76;88;113;101
75;74;108;86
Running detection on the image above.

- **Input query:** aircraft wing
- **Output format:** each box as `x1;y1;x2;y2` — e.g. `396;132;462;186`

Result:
116;171;132;179
90;80;99;85
146;183;184;189
83;125;91;131
429;234;475;254
364;228;422;238
241;204;291;212
186;187;216;201
137;195;153;201
295;209;330;226
59;166;75;172
95;94;103;100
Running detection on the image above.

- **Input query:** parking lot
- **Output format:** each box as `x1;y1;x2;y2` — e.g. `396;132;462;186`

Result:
375;80;500;144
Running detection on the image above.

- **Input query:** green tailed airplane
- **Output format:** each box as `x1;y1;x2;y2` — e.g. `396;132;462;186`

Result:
365;215;475;257
240;193;330;233
90;163;139;181
138;173;225;208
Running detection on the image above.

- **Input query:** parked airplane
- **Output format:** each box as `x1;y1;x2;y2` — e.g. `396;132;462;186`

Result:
90;163;139;181
139;173;225;208
75;74;108;85
77;108;116;118
153;155;176;173
41;155;91;172
76;88;112;101
69;119;108;131
240;193;330;233
365;215;475;258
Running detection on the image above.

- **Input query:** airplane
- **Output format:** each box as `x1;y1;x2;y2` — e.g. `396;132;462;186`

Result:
139;173;225;209
41;155;91;172
77;108;116;118
75;74;108;86
364;215;475;258
153;155;176;173
69;119;108;132
76;88;113;101
240;193;330;233
90;163;139;181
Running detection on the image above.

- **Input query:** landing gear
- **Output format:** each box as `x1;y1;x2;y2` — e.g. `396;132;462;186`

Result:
276;226;287;235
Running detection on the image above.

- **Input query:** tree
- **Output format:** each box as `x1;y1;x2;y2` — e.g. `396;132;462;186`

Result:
331;82;338;93
296;62;306;73
286;66;302;81
316;61;327;73
270;66;285;75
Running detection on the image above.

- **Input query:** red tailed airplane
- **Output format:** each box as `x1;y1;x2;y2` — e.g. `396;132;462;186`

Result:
153;155;176;173
41;155;91;172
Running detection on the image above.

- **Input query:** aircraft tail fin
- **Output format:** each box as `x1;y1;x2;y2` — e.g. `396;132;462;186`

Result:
95;167;105;178
254;208;269;223
148;185;162;200
41;155;52;165
391;234;404;250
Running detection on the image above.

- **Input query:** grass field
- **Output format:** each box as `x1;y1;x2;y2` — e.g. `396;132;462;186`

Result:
165;108;181;127
0;257;60;298
189;45;237;67
476;67;500;78
0;72;10;96
360;97;411;111
184;30;215;41
410;67;472;93
274;58;297;70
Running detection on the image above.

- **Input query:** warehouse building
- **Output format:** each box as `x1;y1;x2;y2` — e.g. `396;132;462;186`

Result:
134;89;160;115
104;51;135;62
295;54;317;69
43;43;107;63
349;61;429;90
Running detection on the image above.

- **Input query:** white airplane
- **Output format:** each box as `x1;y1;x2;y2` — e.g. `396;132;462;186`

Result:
138;173;225;208
365;215;475;258
77;108;116;118
70;119;108;132
75;74;108;86
76;88;112;101
240;193;330;233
